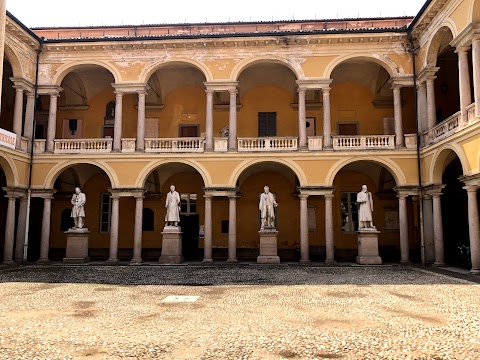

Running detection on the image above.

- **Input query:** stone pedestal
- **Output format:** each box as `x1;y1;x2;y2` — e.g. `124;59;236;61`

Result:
356;229;382;265
257;228;280;264
63;228;90;264
159;226;183;264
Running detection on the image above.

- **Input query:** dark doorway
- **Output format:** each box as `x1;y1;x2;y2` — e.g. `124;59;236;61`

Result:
180;125;199;137
442;157;470;268
27;197;43;261
180;214;200;260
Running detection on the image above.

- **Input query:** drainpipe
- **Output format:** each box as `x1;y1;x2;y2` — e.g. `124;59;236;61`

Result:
23;38;44;262
408;33;426;266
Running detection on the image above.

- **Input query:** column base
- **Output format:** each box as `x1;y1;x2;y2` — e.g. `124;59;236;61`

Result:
470;269;480;275
356;256;382;265
395;144;405;149
202;259;214;264
298;146;308;152
433;261;446;267
64;229;90;264
135;149;145;153
400;260;412;265
111;149;121;153
325;259;337;266
130;258;143;265
205;148;214;152
2;260;14;265
159;227;183;264
257;256;280;264
299;259;311;265
63;257;90;265
36;259;50;264
106;258;119;264
227;258;238;263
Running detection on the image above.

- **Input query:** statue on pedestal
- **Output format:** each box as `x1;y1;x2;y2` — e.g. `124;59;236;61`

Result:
165;185;181;227
71;187;86;229
357;185;375;229
259;186;278;229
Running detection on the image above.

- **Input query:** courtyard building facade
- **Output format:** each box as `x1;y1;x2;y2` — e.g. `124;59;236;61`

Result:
0;0;479;272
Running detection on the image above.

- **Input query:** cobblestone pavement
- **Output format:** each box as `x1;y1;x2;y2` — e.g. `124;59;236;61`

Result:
0;265;479;360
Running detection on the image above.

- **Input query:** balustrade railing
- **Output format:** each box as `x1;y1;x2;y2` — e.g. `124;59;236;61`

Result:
238;137;298;151
54;139;112;153
214;137;228;152
121;138;136;152
332;135;395;150
467;103;476;124
404;134;417;149
430;111;460;143
145;137;205;153
33;139;46;154
307;136;323;151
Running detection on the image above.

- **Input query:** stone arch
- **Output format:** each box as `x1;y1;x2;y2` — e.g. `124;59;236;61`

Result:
470;0;480;22
326;157;406;187
425;25;456;68
59;72;88;107
0;154;18;187
323;54;400;79
44;160;118;189
3;43;23;79
229;159;307;187
140;58;213;84
430;144;468;184
230;56;305;81
52;61;121;86
137;159;211;189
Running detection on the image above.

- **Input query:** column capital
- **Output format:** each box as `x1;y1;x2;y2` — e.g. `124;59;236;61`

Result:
30;189;57;199
463;184;479;193
324;193;335;199
204;81;238;92
9;77;34;93
424;184;446;197
202;187;238;197
417;67;439;83
296;78;332;90
298;194;309;200
1;187;28;198
114;90;124;96
416;81;426;90
297;186;335;196
37;85;63;97
297;87;307;94
394;186;420;197
459;173;480;187
112;83;148;94
390;76;414;88
228;89;238;95
455;45;471;54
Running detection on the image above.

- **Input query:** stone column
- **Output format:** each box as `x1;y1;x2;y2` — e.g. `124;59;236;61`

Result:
426;76;437;133
228;89;237;151
392;84;404;147
113;91;123;152
0;0;6;113
323;87;332;148
39;195;54;263
24;93;35;152
324;194;335;264
136;91;146;152
12;86;25;150
299;194;310;263
417;82;428;134
431;191;445;266
464;185;480;274
472;39;480;118
2;194;16;264
46;93;59;153
422;194;435;264
107;194;120;263
131;194;144;264
457;46;472;125
228;195;237;262
14;196;28;262
298;88;307;150
205;90;214;152
397;193;410;263
203;194;213;263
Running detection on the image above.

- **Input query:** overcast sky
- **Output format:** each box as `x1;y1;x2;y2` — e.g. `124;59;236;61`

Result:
7;0;427;28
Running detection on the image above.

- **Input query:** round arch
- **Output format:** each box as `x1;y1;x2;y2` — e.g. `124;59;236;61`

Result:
52;61;122;86
3;43;23;79
140;58;214;84
0;154;18;187
137;159;211;189
229;159;307;187
470;0;480;22
430;144;468;184
323;54;400;79
424;25;456;68
44;160;118;189
230;56;305;81
325;157;407;187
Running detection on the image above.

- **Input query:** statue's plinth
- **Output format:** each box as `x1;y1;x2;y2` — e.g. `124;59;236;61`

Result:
63;228;90;264
356;228;382;265
159;226;183;264
257;228;280;264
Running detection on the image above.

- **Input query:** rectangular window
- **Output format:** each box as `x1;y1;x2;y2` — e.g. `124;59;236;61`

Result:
180;193;198;215
337;122;358;136
258;112;277;137
341;192;359;233
100;193;112;233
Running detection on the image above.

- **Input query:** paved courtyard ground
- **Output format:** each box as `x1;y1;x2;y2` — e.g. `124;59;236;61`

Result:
0;265;479;360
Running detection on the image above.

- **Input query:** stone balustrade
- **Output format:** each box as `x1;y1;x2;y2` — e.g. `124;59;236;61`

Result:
332;135;395;150
430;111;461;143
214;137;228;152
238;137;298;151
121;138;136;153
307;136;323;151
467;103;476;124
404;134;417;149
54;139;112;153
145;137;205;153
20;136;28;152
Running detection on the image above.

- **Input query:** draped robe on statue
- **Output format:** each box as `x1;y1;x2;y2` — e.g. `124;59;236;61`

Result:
165;190;180;223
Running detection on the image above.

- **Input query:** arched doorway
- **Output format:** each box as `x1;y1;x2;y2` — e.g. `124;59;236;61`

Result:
235;161;300;261
48;164;113;261
143;163;205;261
332;161;415;262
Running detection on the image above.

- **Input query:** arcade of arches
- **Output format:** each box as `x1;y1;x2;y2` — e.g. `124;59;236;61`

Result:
1;0;480;273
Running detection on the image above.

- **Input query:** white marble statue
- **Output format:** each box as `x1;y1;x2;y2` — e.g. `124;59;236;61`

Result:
259;186;278;229
71;187;86;229
357;184;375;229
165;185;181;227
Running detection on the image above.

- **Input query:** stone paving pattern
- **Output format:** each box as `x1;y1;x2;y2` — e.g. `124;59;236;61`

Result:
0;265;479;359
